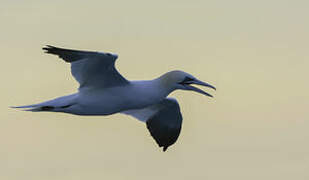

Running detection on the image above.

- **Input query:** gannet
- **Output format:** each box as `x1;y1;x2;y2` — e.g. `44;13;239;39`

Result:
13;45;216;151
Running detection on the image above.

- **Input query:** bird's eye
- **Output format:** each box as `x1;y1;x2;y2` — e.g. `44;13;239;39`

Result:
179;77;194;85
183;77;194;82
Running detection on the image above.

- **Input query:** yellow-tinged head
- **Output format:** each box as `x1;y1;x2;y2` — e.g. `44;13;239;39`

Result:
158;70;216;97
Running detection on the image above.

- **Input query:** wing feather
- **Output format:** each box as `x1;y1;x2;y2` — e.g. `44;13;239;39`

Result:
42;45;129;88
123;98;183;152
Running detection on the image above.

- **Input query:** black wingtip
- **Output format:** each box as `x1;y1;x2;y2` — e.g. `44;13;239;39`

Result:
163;146;168;152
42;45;54;53
42;45;63;55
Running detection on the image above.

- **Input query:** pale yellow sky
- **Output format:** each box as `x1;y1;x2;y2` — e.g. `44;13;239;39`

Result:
1;0;309;180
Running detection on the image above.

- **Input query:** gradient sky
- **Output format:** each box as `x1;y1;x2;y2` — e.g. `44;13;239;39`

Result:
1;0;309;179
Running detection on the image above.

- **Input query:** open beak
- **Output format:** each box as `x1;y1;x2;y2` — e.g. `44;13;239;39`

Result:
184;79;216;97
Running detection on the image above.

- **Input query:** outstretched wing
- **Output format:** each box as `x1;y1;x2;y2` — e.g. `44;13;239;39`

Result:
43;45;129;89
123;98;183;152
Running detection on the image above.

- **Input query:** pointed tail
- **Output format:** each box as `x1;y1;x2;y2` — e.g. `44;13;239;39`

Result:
11;94;77;112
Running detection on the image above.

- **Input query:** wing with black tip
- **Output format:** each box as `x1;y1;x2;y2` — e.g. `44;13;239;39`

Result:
122;98;183;152
43;45;129;89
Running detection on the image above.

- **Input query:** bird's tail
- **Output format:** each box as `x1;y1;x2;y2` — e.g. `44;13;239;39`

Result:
11;94;77;112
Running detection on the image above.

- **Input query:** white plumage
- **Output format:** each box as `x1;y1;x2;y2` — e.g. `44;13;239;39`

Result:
13;45;216;151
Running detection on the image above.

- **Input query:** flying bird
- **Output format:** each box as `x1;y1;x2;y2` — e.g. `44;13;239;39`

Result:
13;45;216;151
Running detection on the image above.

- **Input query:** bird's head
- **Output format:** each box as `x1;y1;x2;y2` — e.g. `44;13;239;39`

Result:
159;70;216;97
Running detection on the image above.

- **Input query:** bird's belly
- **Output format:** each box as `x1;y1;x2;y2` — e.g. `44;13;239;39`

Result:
76;88;163;115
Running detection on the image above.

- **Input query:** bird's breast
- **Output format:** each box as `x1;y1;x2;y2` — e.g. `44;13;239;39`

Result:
77;84;166;115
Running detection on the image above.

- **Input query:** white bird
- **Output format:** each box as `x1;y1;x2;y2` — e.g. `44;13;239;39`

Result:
13;45;216;151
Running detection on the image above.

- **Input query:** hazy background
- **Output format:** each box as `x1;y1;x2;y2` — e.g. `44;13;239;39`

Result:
1;0;309;179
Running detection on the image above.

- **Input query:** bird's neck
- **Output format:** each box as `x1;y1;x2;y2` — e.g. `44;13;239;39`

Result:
130;78;174;98
153;76;176;96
